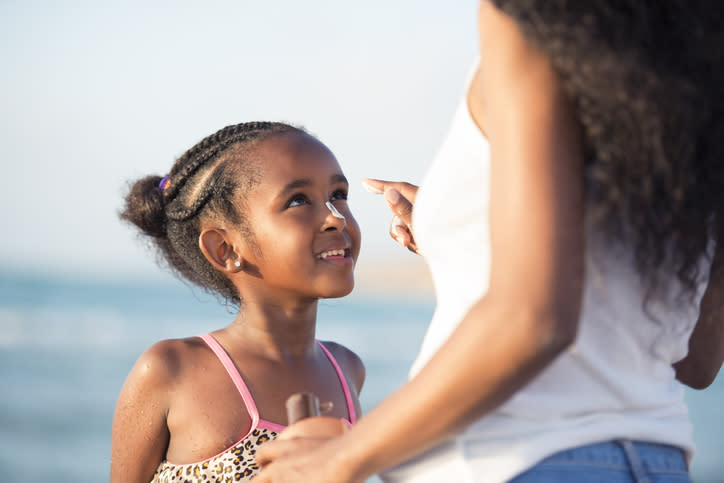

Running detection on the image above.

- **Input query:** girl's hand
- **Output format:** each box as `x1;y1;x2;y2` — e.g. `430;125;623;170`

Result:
362;178;420;254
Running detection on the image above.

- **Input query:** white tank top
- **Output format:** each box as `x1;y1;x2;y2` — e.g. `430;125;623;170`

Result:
380;63;708;483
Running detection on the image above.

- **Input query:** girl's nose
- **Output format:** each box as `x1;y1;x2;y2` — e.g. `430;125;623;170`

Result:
324;201;347;229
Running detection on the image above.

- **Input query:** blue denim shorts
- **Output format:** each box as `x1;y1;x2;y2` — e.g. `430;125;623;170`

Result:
508;440;690;483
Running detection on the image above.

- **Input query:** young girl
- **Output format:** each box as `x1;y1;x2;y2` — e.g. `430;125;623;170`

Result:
110;121;364;482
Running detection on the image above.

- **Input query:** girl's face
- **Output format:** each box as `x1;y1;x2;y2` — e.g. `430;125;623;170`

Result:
237;131;361;302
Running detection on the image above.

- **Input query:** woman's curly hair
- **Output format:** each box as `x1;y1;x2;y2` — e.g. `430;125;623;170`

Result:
492;0;724;299
120;122;305;306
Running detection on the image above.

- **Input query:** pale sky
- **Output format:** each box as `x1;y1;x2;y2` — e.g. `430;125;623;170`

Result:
1;1;478;282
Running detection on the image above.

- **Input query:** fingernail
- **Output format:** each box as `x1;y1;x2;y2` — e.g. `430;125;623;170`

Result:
385;188;400;204
393;230;408;247
392;227;405;244
361;180;383;194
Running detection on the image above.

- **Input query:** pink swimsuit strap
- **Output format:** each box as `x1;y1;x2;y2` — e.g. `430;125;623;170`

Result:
316;340;357;424
198;334;356;433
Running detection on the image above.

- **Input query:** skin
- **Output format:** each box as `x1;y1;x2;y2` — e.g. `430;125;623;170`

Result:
110;131;365;483
256;3;724;482
673;220;724;389
255;2;585;481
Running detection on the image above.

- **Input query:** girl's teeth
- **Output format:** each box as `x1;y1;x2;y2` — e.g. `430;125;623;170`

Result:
320;249;345;259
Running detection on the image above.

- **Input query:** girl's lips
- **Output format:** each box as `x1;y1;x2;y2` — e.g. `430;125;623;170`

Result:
316;248;354;266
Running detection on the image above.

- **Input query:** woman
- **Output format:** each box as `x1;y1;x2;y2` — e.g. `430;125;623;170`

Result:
256;1;724;481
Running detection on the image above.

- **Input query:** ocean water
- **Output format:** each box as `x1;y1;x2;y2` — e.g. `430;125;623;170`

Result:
0;273;722;483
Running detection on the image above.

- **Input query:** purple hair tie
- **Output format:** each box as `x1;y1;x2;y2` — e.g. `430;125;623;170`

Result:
158;176;171;192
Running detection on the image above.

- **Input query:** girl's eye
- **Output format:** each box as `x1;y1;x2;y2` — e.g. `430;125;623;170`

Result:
330;189;348;202
287;194;310;208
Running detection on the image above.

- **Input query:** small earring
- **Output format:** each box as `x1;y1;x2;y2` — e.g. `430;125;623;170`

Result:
234;260;241;268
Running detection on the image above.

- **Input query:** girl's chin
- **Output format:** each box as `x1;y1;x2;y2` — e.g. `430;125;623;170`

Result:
320;282;355;300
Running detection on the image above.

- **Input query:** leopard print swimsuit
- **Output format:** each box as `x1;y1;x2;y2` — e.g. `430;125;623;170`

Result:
150;334;356;482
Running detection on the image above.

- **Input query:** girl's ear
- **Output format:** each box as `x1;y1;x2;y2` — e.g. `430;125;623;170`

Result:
199;228;244;273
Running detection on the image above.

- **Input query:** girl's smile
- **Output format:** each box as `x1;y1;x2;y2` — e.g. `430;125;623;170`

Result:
316;247;354;266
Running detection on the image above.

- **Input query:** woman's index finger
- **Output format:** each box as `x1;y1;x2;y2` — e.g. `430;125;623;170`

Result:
362;178;418;202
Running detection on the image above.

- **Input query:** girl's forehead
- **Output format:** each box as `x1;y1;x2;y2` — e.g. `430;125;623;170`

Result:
257;130;329;157
254;131;342;177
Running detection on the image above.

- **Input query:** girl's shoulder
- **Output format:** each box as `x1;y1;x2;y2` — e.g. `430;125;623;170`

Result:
130;336;210;388
115;337;211;436
318;340;365;392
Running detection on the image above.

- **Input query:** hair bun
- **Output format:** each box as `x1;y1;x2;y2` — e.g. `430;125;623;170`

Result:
120;175;168;238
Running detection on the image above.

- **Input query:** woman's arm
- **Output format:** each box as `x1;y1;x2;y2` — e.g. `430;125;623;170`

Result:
256;2;585;481
674;224;724;389
110;342;174;483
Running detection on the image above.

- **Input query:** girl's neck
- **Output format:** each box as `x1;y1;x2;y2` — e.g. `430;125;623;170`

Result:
221;298;319;362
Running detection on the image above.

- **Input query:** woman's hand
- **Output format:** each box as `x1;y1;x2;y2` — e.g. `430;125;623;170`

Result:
255;418;358;483
255;437;361;483
362;178;420;253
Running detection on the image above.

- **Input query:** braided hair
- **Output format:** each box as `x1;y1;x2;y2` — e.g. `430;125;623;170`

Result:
491;0;724;301
120;121;305;306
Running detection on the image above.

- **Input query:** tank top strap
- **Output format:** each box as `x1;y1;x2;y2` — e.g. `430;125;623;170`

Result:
199;333;260;429
316;340;357;424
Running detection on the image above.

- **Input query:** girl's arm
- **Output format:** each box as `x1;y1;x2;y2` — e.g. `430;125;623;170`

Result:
110;342;174;482
674;224;724;389
255;2;585;482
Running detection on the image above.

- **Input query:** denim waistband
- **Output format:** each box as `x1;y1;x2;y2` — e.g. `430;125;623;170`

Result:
535;439;689;482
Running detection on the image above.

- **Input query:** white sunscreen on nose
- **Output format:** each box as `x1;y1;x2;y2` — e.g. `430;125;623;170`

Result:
326;201;346;221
